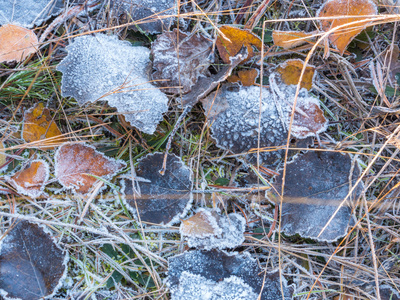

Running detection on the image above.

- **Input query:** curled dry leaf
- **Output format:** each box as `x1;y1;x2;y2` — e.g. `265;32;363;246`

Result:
57;34;168;134
227;68;259;86
317;0;377;55
0;24;38;63
267;151;363;241
22;102;63;148
7;159;49;198
151;29;213;94
116;0;177;34
0;220;68;300
216;25;262;64
0;142;5;169
275;59;316;91
55;143;126;194
272;30;315;49
121;153;192;226
201;81;326;165
167;250;294;300
0;0;64;28
180;209;246;250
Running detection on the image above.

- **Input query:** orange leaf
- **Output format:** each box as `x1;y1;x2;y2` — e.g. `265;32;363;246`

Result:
275;59;316;90
317;0;377;54
55;143;126;194
216;26;262;64
180;210;220;237
0;24;38;63
272;30;315;49
227;68;259;86
9;160;49;198
22;103;63;149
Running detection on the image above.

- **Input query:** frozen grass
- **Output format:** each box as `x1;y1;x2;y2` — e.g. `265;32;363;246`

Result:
1;0;400;299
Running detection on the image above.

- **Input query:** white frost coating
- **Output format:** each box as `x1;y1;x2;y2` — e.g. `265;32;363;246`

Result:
172;272;258;300
0;0;64;28
5;159;49;199
57;34;168;134
180;209;246;250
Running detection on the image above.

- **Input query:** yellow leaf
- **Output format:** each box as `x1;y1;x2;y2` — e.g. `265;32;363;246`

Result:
275;59;316;90
227;68;259;86
22;103;63;149
317;0;377;54
216;26;262;64
272;30;315;49
0;24;38;63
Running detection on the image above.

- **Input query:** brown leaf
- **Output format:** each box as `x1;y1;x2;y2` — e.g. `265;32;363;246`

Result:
55;143;126;194
22;102;63;149
275;59;316;90
293;100;327;138
151;29;213;94
180;210;220;237
0;142;5;167
8;160;49;198
216;26;262;64
381;44;400;85
227;68;259;86
272;30;315;49
317;0;377;55
0;24;38;63
0;220;68;300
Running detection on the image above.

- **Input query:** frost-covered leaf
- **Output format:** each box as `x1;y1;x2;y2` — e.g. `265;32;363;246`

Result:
317;0;377;54
0;24;38;63
121;153;192;226
6;159;49;198
171;272;259;300
57;34;168;134
22;102;63;149
379;44;400;86
167;250;294;300
216;26;262;64
380;285;400;300
227;68;259;86
115;0;177;34
0;0;64;28
272;30;315;49
180;209;245;250
151;29;213;94
0;220;68;300
267;151;363;242
181;47;247;107
201;82;326;165
275;59;316;91
55;143;126;194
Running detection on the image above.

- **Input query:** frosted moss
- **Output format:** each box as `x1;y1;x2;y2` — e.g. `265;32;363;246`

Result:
57;34;168;134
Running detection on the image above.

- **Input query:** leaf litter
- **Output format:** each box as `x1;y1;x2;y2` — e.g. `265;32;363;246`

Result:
121;152;192;226
267;151;363;241
57;34;169;134
167;250;294;300
0;219;68;300
180;208;246;250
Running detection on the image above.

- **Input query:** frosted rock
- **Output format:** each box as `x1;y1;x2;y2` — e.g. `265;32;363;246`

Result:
57;34;168;134
0;0;64;28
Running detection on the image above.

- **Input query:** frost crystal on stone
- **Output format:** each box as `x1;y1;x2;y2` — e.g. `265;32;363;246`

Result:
180;209;246;250
114;0;177;33
57;34;168;134
0;0;64;28
167;250;294;300
121;152;193;226
268;151;363;242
